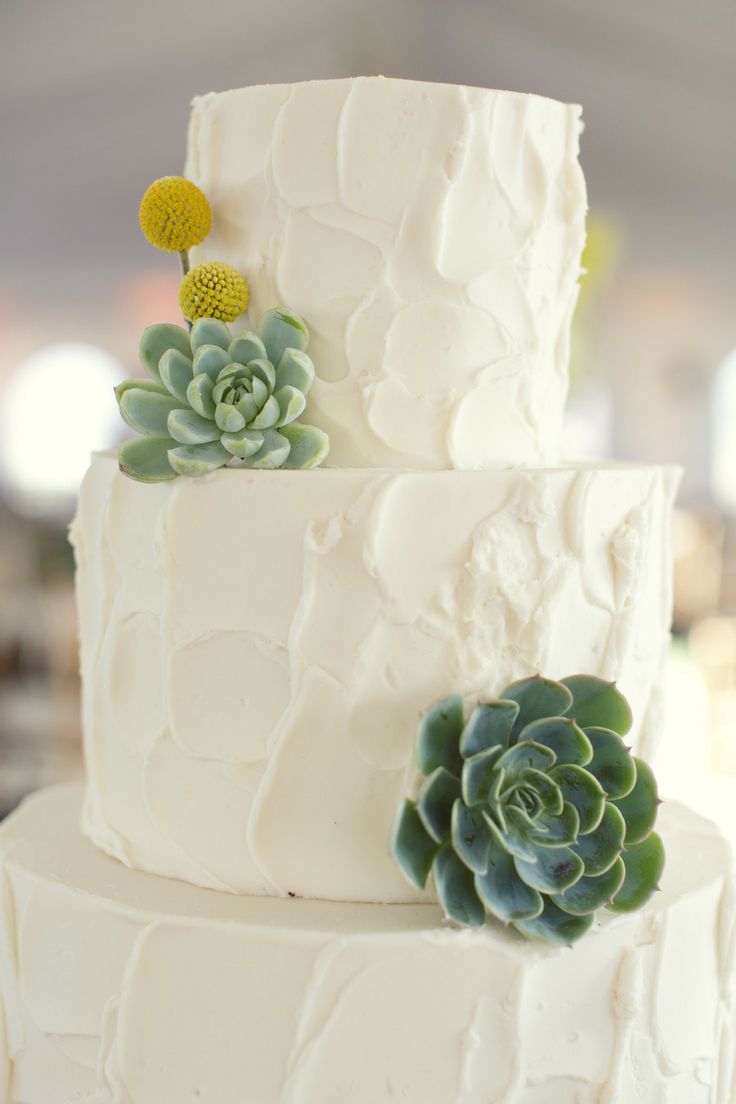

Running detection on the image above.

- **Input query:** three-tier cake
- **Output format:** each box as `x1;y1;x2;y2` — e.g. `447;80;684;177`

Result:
1;77;734;1102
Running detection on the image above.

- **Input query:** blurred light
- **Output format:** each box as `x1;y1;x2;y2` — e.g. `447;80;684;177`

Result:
711;347;736;513
0;343;123;513
0;281;19;326
120;269;181;328
563;384;612;460
660;643;711;793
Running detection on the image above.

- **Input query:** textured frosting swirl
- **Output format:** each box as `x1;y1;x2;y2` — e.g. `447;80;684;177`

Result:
1;786;734;1103
186;77;587;469
73;453;677;900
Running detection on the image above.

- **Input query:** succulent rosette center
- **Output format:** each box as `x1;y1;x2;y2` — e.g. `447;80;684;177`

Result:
393;675;664;946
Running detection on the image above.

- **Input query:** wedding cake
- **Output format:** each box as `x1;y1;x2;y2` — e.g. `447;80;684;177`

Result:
1;76;734;1102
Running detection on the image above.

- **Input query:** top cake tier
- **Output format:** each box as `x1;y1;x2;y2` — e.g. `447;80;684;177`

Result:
186;77;587;469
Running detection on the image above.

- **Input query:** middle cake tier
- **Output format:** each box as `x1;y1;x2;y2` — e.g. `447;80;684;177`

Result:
73;453;678;899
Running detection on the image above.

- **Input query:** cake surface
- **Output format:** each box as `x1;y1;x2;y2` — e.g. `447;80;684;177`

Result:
187;77;587;469
74;451;677;899
2;76;734;1103
1;785;734;1103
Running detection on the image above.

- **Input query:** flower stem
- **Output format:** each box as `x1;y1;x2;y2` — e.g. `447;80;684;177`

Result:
179;251;192;330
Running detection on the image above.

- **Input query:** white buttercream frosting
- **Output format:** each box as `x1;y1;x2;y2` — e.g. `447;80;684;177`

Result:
1;785;734;1103
72;452;678;900
185;77;587;469
4;74;726;1104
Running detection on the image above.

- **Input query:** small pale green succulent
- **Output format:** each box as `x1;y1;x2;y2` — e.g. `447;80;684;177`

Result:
393;674;664;946
115;309;329;481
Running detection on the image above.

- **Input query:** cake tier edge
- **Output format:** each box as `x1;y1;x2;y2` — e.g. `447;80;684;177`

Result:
186;76;587;469
73;453;679;901
0;784;734;1103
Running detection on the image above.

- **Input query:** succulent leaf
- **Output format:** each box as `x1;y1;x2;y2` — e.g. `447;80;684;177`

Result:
527;801;580;847
159;348;194;403
186;373;216;419
417;695;464;776
250;358;277;391
483;802;508;837
497;741;556;781
475;840;543;923
280;424;330;469
139;323;191;382
216;363;249;388
167;408;221;446
433;846;486;927
245;428;290;469
220;428;264;459
118;387;184;437
248;375;267;410
514;845;584;895
612;758;659;844
191;318;232;352
235;393;260;425
260;308;309;369
585;727;637;799
417;768;462;844
501;676;574;740
462;746;504;806
572;802;626;876
518;717;592;766
501;805;546;862
118;435;177;482
275;385;307;427
552;857;626;916
551;764;606;835
249;394;281;430
459;701;519;757
193;344;234;383
519;769;563;816
609;832;665;913
228;332;266;364
215;402;246;433
276;348;316;394
115;377;170;400
392;800;439;889
212;376;237;406
451;800;491;873
514;899;595;946
562;675;633;736
168;441;231;477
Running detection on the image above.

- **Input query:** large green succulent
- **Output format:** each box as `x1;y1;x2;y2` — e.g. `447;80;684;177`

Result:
115;309;329;481
393;675;664;946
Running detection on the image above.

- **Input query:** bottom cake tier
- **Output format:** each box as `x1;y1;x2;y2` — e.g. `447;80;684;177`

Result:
0;785;734;1104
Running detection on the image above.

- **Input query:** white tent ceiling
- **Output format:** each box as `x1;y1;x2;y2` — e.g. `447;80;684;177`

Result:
1;0;735;304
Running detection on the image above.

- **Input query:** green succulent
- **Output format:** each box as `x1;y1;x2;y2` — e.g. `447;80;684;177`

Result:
115;309;329;481
393;674;664;946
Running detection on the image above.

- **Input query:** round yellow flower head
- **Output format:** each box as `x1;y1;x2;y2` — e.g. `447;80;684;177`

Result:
139;176;212;253
179;262;249;323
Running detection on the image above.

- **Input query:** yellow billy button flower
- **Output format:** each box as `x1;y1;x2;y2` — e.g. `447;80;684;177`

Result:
139;176;212;253
179;261;249;323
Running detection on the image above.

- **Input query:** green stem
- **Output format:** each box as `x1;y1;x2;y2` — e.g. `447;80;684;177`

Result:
179;251;192;330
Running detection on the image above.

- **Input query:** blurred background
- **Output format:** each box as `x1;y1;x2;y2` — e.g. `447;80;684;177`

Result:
0;0;735;820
